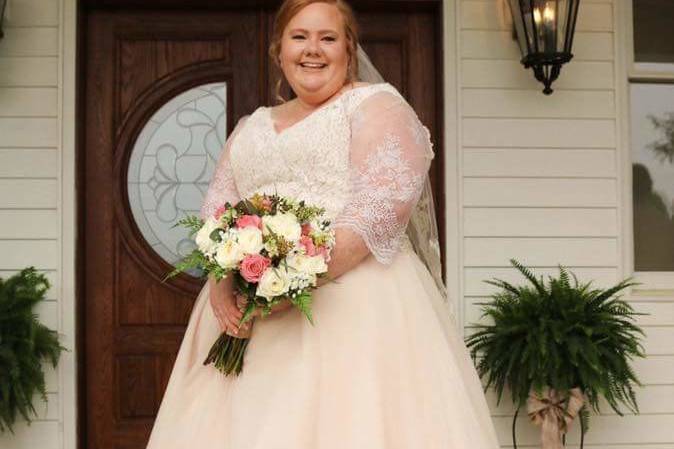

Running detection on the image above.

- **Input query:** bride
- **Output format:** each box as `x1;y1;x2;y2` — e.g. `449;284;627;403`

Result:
146;0;501;448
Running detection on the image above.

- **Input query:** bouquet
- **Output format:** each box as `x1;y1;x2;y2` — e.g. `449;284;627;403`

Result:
164;193;335;376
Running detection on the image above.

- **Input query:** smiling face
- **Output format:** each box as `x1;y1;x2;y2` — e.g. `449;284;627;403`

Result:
278;2;350;103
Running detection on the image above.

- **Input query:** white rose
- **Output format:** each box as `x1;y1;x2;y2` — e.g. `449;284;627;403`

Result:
262;212;302;242
256;267;291;301
237;227;264;255
287;254;327;275
214;238;244;269
195;217;221;255
286;254;310;274
306;255;328;274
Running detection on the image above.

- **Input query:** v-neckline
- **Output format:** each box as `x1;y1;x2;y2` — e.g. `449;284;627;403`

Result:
265;82;387;137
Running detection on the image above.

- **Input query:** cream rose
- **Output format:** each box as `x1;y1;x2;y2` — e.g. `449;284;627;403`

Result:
214;238;244;269
195;217;221;255
237;226;264;255
286;254;328;275
256;267;291;301
306;255;328;274
262;212;302;242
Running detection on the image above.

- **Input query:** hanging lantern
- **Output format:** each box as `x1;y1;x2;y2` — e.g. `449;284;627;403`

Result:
507;0;581;95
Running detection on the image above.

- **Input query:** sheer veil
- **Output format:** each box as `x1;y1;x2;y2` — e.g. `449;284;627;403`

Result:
355;44;457;324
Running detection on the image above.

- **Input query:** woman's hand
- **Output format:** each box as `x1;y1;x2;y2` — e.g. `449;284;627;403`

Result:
241;295;293;319
208;276;251;337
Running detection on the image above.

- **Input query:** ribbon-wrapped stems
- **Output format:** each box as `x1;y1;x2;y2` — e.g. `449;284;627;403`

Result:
526;386;585;449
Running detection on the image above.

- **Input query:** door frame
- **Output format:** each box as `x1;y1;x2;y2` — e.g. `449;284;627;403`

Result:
64;1;459;448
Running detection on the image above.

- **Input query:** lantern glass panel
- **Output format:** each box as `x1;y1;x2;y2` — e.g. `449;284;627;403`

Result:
509;0;530;57
509;0;579;57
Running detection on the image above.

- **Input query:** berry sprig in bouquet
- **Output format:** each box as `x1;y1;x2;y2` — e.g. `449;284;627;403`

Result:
165;193;335;376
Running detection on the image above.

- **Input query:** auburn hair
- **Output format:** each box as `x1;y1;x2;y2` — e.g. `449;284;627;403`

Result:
268;0;360;102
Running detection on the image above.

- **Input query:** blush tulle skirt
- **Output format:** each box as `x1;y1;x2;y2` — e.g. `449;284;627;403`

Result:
145;243;501;449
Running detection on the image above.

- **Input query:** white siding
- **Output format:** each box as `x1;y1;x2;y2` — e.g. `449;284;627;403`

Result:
0;0;68;448
457;0;674;447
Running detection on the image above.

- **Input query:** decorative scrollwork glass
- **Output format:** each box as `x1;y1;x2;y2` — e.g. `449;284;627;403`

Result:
127;82;227;274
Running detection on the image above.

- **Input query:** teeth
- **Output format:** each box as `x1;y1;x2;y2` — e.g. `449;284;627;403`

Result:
300;63;326;68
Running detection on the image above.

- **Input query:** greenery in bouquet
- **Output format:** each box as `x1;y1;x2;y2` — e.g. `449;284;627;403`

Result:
164;193;335;376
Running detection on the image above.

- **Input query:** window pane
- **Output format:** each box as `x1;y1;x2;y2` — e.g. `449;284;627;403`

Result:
633;0;674;63
630;83;674;271
127;82;227;274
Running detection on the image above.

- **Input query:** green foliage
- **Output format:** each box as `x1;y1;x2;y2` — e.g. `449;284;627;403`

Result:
0;268;67;434
464;259;647;434
171;215;204;235
163;248;232;283
289;291;314;326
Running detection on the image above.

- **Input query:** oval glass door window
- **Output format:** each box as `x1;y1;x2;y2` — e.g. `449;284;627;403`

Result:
127;82;227;273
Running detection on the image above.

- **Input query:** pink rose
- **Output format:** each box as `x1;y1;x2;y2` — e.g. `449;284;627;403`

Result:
301;223;312;236
239;254;271;283
299;235;317;256
236;214;262;229
214;204;229;220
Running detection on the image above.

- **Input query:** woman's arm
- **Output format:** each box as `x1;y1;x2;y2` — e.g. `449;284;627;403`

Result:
317;227;370;286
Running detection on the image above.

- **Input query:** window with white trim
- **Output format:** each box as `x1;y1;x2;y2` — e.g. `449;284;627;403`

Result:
628;1;674;274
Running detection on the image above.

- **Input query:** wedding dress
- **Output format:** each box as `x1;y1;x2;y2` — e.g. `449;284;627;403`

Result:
145;82;501;449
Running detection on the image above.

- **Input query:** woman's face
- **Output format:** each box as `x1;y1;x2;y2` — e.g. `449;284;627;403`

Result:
279;2;350;103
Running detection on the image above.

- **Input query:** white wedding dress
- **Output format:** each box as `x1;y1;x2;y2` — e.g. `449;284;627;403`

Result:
146;82;501;449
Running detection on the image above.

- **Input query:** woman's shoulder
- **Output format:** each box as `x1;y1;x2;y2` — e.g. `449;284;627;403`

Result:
346;81;401;99
343;81;406;117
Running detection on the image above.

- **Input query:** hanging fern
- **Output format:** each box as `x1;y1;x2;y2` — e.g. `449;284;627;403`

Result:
465;259;647;439
0;267;67;434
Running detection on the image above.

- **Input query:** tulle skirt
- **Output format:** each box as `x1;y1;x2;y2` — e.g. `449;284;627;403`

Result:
145;243;501;449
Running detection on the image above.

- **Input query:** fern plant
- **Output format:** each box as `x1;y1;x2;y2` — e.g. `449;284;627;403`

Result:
464;259;647;447
0;267;67;434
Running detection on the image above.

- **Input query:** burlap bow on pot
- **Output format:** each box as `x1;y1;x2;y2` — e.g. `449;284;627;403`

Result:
526;386;585;449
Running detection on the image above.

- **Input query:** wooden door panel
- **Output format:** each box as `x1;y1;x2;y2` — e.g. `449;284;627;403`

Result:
84;10;262;449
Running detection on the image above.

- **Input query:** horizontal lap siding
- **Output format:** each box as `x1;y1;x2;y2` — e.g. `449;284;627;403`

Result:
0;1;62;448
458;1;674;447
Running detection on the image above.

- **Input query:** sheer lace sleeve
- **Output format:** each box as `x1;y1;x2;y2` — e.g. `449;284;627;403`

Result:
334;90;435;264
199;115;248;220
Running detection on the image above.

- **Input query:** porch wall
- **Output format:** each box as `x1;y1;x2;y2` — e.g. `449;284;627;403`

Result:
0;0;76;448
457;0;674;447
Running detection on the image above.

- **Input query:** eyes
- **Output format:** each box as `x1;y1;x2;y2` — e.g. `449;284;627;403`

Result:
291;35;337;42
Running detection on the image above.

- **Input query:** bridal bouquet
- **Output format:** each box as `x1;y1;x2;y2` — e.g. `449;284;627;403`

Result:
164;193;335;376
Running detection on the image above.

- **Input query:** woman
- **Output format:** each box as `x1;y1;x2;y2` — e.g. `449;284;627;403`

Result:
146;1;501;448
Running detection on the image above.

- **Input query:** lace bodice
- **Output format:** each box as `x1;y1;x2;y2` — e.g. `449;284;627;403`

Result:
200;82;434;264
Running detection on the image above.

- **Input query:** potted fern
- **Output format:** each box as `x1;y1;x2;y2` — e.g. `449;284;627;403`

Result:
0;267;67;434
465;259;647;449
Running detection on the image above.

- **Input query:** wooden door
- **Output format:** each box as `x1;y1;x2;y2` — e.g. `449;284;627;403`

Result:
81;3;442;448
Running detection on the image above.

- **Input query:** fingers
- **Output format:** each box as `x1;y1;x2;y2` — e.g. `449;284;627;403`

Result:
212;302;239;334
225;298;244;320
209;290;251;336
235;292;248;310
222;311;241;334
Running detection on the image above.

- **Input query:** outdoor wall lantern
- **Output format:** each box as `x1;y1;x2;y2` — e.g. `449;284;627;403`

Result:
508;0;581;95
0;0;7;40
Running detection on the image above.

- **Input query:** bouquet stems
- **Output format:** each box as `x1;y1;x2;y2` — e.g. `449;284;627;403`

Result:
203;331;251;376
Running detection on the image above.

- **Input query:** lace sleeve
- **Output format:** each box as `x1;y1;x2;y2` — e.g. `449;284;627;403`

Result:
199;115;248;220
334;91;434;264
